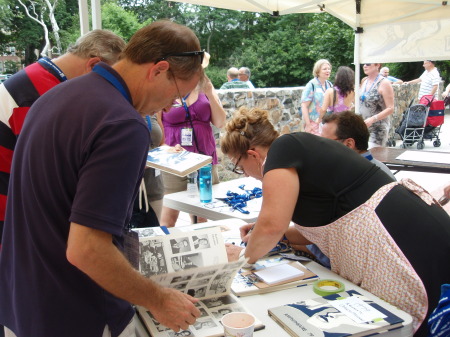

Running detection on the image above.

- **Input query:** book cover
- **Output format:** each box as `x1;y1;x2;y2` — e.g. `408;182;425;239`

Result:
268;289;405;337
231;257;318;296
146;145;212;177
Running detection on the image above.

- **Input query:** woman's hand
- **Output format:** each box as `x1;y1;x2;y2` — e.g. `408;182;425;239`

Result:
364;117;374;127
239;223;254;244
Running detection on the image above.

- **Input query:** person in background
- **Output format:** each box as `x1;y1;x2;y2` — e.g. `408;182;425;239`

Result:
222;107;450;337
220;67;250;90
130;111;165;227
0;20;204;337
300;59;332;135
319;66;354;117
380;66;403;84
238;67;255;89
404;60;441;99
359;63;394;148
321;111;396;180
0;30;126;249
442;83;450;99
160;75;226;227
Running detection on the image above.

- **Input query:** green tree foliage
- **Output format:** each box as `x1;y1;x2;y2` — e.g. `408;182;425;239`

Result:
227;13;354;87
102;2;143;41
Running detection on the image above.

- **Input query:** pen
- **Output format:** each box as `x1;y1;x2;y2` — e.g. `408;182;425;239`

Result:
244;225;255;247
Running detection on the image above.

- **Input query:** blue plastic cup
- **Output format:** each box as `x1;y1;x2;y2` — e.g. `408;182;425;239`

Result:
198;164;212;203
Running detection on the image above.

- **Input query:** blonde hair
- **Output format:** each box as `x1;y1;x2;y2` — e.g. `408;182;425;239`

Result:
312;59;331;77
221;107;279;158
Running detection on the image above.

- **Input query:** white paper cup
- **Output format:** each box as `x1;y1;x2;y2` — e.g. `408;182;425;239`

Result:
221;312;255;337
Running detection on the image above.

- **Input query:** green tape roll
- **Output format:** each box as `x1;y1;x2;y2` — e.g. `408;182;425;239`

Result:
313;279;345;296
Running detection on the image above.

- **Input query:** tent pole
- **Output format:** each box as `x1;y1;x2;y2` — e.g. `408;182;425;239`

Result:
354;32;360;115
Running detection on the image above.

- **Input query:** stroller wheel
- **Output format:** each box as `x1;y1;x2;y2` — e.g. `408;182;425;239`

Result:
417;142;424;150
433;140;441;147
392;140;396;147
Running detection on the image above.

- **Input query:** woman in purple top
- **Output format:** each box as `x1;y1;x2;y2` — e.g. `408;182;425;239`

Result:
160;77;226;227
320;66;355;117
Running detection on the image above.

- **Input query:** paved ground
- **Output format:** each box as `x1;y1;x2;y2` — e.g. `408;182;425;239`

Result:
393;110;450;193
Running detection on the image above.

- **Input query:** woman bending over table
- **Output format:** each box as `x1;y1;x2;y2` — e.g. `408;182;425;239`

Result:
223;107;450;337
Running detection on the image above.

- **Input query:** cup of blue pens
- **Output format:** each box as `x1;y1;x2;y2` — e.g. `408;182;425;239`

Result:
198;164;212;203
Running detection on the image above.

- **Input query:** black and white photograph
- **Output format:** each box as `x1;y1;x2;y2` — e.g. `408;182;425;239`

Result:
211;307;233;319
170;274;193;283
196;270;216;278
192;235;210;250
198;307;208;318
181;253;202;270
187;286;207;298
189;278;211;287
170;238;192;254
172;282;188;290
169;329;193;337
135;227;155;237
193;319;218;331
202;295;237;309
209;272;232;294
139;240;167;277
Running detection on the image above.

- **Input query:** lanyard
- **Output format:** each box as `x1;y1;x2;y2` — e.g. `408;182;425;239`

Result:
92;64;132;104
315;77;328;93
363;74;380;95
362;152;374;161
38;57;67;82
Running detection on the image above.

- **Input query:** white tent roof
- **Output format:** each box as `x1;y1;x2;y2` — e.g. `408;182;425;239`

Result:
169;0;450;63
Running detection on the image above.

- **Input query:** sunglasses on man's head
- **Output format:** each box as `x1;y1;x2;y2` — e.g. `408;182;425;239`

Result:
157;51;204;65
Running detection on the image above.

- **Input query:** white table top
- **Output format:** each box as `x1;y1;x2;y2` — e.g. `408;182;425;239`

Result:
163;177;262;223
136;220;413;337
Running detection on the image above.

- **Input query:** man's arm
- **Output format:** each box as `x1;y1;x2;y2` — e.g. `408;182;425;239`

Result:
66;223;200;331
404;78;421;85
430;84;438;96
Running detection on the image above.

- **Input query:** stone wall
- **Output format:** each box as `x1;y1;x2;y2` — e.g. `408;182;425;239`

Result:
214;83;441;181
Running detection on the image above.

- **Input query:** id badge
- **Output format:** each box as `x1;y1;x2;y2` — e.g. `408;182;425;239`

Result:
181;128;193;146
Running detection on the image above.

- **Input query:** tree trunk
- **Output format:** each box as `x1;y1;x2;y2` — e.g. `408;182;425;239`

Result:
17;0;52;57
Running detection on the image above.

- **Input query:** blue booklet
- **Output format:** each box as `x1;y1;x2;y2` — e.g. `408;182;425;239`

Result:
268;289;405;337
146;145;212;177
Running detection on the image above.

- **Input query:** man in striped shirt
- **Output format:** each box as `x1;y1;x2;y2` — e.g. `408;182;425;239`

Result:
405;60;441;99
0;30;125;247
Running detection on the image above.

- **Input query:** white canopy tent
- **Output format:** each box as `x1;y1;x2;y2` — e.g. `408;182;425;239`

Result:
168;0;450;112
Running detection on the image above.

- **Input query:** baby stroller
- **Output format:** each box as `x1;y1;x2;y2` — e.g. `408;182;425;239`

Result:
395;102;429;149
420;95;445;147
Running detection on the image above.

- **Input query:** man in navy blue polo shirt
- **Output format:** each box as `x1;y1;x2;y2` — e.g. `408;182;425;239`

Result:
0;21;204;337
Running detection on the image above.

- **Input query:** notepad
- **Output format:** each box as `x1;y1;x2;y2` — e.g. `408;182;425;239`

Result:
254;263;304;285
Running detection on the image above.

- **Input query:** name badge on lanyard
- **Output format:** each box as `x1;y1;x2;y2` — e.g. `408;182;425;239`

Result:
181;128;193;146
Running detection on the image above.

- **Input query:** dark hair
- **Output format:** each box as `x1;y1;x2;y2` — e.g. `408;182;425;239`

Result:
333;66;354;97
322;111;369;151
122;20;203;80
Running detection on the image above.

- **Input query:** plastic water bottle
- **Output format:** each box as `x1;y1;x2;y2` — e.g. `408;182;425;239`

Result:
187;171;198;198
198;164;212;203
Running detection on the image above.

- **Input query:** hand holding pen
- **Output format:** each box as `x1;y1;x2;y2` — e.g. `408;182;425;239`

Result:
239;223;255;246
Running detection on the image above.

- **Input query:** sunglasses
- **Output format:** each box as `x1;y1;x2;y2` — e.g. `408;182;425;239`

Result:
157;51;204;65
364;63;372;66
